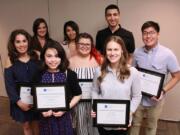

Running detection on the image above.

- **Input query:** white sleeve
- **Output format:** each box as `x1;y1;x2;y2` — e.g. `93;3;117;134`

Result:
130;68;142;113
92;67;101;99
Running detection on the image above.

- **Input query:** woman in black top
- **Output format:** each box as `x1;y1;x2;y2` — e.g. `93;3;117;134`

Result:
4;29;39;135
32;18;53;57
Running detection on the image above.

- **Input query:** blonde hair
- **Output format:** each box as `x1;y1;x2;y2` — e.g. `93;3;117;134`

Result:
98;36;130;85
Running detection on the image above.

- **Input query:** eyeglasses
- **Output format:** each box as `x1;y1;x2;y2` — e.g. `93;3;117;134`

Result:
78;42;91;47
143;31;157;37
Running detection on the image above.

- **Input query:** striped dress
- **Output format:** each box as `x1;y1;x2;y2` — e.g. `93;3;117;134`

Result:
72;67;99;135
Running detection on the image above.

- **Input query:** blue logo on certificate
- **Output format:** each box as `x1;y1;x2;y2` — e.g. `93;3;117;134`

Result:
27;89;30;91
104;105;108;108
43;89;47;92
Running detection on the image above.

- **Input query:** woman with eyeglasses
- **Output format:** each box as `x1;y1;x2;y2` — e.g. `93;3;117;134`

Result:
69;33;102;135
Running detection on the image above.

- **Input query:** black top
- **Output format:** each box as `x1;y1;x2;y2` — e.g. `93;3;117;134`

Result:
66;69;82;102
4;59;40;103
31;37;54;53
4;59;40;122
96;25;135;54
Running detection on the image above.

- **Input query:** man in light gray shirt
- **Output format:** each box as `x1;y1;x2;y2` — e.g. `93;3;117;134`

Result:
130;21;180;135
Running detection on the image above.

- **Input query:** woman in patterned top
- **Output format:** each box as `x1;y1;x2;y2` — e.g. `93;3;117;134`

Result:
37;40;82;135
69;33;102;135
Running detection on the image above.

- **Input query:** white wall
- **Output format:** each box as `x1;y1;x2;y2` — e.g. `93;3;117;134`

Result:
0;0;180;121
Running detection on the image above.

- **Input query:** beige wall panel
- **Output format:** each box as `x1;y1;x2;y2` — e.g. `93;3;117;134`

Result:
117;0;180;121
0;0;49;96
48;0;117;42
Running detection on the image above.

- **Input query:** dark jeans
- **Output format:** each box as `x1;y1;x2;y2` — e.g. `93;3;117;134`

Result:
98;127;128;135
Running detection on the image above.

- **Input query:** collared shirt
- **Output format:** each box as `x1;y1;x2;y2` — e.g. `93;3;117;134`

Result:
133;43;180;106
95;25;135;54
92;66;142;113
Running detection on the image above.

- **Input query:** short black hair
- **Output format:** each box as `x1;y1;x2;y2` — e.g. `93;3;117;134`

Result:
105;4;120;15
141;21;160;32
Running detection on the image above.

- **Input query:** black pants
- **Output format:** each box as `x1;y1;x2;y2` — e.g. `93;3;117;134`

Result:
98;127;128;135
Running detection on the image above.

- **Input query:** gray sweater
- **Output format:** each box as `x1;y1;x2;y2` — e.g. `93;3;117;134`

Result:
92;66;142;113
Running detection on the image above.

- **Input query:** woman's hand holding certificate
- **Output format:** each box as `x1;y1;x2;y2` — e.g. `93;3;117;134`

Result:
53;111;66;117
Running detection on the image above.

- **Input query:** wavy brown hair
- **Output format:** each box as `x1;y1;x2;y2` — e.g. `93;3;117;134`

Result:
7;29;38;64
32;18;51;52
98;36;130;84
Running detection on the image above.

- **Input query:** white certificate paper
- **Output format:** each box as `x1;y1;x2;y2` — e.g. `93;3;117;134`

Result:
139;72;161;96
36;86;66;109
20;86;33;104
79;82;92;99
97;103;126;125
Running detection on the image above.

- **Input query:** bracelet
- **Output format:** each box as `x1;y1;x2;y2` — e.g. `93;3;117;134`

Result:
162;89;166;95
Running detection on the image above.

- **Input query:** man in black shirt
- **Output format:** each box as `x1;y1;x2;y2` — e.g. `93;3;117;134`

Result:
96;4;135;63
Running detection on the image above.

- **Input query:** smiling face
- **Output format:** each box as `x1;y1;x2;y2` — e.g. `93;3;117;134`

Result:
142;26;159;49
77;38;92;57
44;48;61;72
66;26;77;41
105;9;120;28
37;22;47;38
106;41;122;66
14;34;28;55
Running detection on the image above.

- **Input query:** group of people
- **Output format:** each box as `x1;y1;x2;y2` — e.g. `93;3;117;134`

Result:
4;3;180;135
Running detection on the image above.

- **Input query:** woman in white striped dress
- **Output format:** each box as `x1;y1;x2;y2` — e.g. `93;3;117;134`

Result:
69;33;102;135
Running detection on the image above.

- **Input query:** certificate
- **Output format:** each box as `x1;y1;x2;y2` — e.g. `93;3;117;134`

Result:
79;79;93;101
33;83;69;111
137;67;165;97
17;83;33;105
93;99;130;128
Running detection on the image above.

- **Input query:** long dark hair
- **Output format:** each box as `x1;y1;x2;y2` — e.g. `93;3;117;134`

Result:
63;20;79;41
98;36;130;83
32;18;50;38
7;29;38;64
32;18;50;51
40;40;69;72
